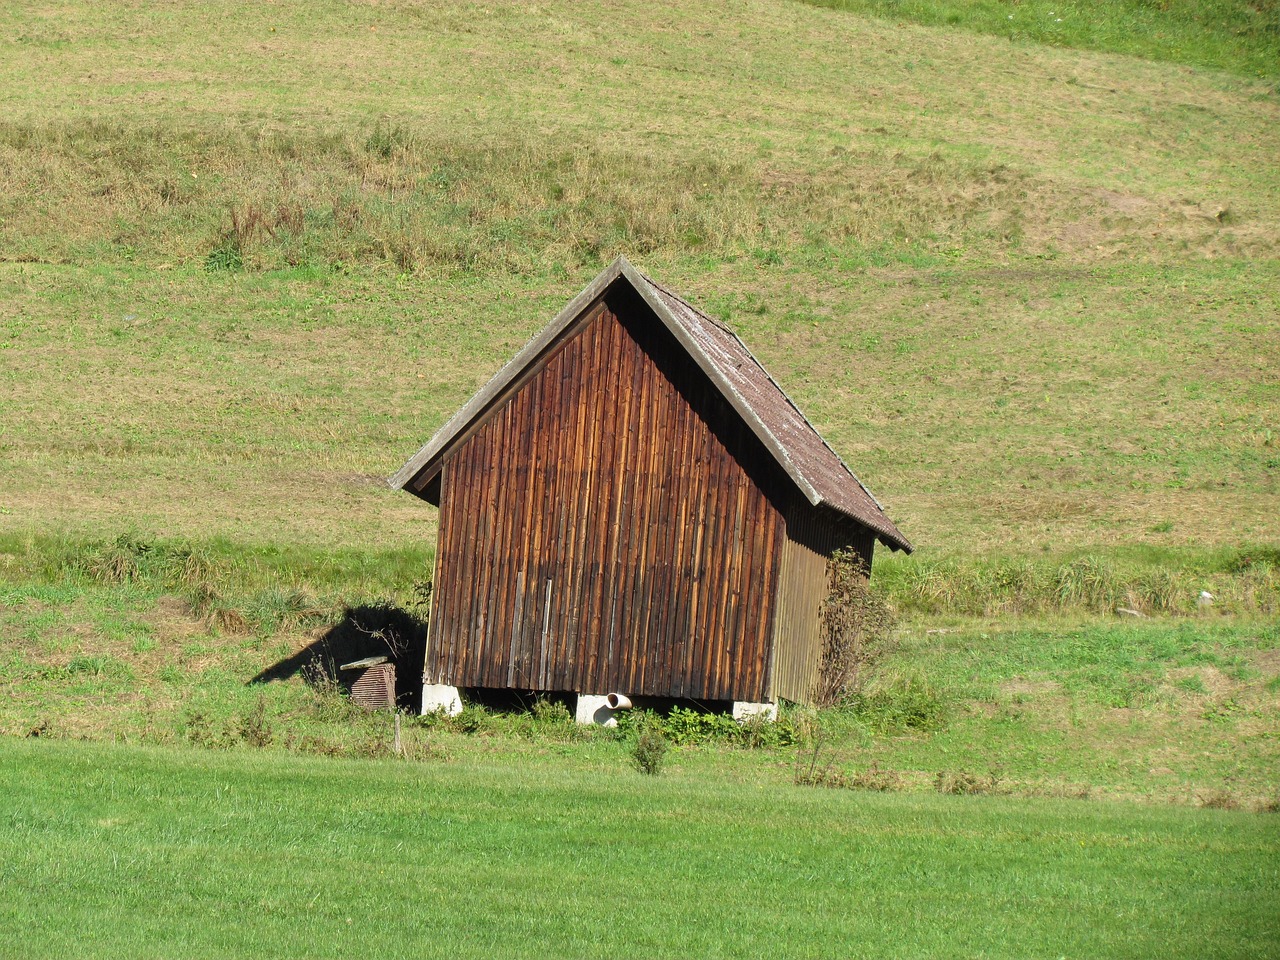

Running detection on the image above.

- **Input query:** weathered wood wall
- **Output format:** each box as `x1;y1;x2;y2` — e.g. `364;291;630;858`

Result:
769;505;875;704
426;288;789;702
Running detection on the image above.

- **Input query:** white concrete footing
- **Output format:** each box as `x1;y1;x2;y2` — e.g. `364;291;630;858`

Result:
575;693;619;727
421;683;463;716
732;700;778;722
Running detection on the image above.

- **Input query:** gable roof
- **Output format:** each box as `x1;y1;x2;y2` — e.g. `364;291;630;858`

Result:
390;256;911;553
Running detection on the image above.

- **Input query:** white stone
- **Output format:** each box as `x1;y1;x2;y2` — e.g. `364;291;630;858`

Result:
421;683;463;716
575;693;617;727
732;700;778;722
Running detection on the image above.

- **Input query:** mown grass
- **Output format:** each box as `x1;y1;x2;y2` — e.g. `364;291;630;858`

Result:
803;0;1280;79
1;740;1276;960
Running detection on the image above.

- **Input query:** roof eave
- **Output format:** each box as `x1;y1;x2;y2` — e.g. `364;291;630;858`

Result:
618;260;828;507
387;256;633;492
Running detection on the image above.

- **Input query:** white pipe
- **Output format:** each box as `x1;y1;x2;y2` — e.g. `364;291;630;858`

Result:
606;693;633;711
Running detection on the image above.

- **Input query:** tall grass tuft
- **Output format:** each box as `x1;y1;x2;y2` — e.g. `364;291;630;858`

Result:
1054;557;1118;612
875;548;1280;618
0;122;1039;275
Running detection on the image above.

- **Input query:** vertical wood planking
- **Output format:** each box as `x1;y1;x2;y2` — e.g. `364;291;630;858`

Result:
427;293;807;702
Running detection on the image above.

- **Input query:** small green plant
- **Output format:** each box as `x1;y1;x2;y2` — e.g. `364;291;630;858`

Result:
632;719;668;776
525;697;583;741
204;236;244;271
1175;675;1207;695
365;124;415;159
661;706;741;745
616;706;796;748
1201;698;1242;724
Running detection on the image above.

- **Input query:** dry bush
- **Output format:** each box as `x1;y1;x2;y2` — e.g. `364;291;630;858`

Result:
1198;790;1241;811
935;770;1003;796
814;549;896;707
793;738;848;789
849;762;903;793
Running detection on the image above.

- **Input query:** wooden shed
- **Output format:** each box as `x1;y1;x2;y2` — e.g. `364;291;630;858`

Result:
390;257;911;717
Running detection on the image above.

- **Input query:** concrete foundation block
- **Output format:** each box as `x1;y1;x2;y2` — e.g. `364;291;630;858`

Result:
421;683;463;716
575;693;618;727
732;700;778;722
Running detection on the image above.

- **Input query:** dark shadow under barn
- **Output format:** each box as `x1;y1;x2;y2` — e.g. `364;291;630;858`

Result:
249;604;427;711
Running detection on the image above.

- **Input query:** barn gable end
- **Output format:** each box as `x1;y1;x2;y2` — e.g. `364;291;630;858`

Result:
392;257;910;709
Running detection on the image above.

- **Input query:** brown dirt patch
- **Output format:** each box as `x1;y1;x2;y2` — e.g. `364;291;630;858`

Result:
999;679;1060;697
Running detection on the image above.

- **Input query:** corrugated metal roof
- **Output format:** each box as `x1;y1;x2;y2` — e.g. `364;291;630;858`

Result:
391;256;911;553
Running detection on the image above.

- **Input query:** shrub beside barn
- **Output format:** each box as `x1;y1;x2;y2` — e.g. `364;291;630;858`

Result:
391;257;910;720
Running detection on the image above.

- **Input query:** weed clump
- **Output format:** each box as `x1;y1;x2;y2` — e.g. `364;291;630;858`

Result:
849;762;903;792
845;678;949;734
237;698;274;748
793;737;847;789
614;706;797;748
204;236;243;271
632;720;668;776
935;770;1003;796
25;718;54;739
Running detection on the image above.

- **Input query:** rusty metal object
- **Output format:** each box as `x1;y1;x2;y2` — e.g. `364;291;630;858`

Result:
340;658;397;711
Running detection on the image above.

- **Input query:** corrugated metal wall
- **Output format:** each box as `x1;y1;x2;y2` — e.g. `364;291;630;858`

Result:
427;290;787;702
769;504;875;704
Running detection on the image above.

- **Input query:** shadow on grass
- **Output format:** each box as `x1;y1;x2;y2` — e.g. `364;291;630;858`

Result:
249;604;427;710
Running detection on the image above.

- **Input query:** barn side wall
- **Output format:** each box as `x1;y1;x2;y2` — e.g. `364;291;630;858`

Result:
768;503;876;705
427;289;787;702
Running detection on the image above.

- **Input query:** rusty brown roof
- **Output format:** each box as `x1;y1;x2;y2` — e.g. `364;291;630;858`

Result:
391;256;911;552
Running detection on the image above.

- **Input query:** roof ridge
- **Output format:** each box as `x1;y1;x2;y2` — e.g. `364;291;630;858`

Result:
638;273;888;514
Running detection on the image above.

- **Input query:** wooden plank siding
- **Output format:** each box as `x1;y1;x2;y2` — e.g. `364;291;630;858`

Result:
425;288;789;702
769;504;876;704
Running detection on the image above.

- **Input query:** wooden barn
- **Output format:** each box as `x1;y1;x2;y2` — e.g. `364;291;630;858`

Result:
390;257;911;720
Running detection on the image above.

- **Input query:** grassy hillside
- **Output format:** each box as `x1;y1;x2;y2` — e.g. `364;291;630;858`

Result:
1;0;1277;559
804;0;1280;78
2;741;1277;959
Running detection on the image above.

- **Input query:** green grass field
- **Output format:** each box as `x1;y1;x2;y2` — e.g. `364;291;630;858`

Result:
1;3;1279;954
2;740;1277;960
